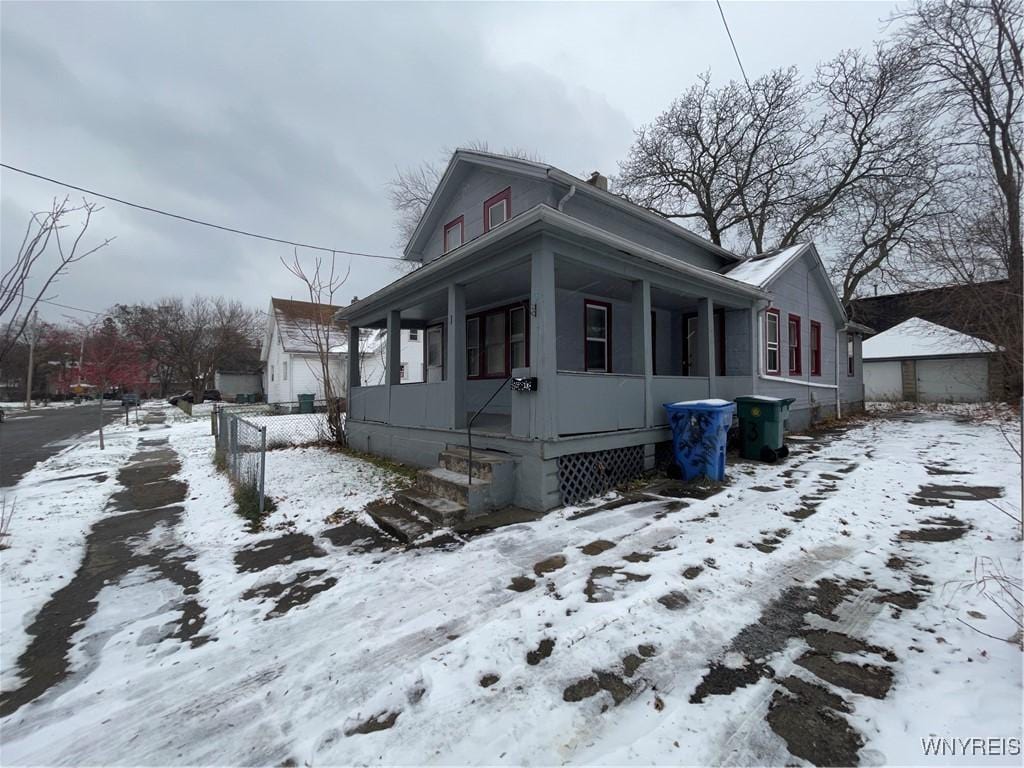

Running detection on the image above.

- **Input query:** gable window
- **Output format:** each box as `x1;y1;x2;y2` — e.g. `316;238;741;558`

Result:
283;361;288;381
584;300;611;372
765;308;781;375
483;187;511;232
847;334;855;376
443;216;464;253
787;314;802;375
810;321;822;376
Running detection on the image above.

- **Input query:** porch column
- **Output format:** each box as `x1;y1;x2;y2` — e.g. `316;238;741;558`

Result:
447;283;466;429
530;246;558;439
631;279;652;426
697;297;715;397
386;310;401;385
347;325;361;393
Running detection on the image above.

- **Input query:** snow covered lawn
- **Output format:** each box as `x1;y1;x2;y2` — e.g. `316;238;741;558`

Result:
1;409;1020;766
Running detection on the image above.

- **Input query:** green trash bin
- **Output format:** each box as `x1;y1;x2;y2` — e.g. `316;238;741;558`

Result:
734;396;796;462
297;393;315;414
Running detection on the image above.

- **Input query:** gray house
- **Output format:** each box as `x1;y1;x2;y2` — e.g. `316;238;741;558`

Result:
338;150;865;515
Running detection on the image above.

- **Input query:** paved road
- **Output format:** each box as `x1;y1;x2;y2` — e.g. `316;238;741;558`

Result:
0;403;123;487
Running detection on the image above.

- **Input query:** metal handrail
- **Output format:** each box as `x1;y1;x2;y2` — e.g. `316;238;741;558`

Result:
466;376;512;486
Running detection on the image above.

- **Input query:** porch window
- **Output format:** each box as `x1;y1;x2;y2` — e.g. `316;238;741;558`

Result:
847;334;855;376
810;321;822;376
483;187;511;232
443;216;464;253
426;325;444;382
466;317;480;377
483;312;506;375
787;314;802;375
584;300;611;372
765;308;781;374
510;306;527;369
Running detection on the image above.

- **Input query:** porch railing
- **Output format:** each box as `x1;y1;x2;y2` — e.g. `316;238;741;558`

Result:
466;376;512;486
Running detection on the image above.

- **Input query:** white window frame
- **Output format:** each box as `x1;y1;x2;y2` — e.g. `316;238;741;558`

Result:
509;306;527;370
443;217;464;253
584;300;611;373
765;309;780;375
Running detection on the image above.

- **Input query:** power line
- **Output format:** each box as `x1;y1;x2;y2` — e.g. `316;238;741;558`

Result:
0;163;409;263
716;0;752;94
9;291;104;316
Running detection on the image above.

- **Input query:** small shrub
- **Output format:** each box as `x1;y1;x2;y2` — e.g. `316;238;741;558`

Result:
213;451;227;473
233;484;277;532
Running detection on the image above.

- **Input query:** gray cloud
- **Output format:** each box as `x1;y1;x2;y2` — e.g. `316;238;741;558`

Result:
1;1;894;322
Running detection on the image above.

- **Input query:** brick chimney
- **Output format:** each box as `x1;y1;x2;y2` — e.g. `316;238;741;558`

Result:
587;171;608;191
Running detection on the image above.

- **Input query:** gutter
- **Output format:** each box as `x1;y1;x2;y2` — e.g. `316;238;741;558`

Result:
557;184;576;211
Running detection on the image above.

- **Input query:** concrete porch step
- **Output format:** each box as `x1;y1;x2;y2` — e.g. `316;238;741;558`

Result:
417;467;492;513
394;488;466;527
366;500;436;544
438;446;513;481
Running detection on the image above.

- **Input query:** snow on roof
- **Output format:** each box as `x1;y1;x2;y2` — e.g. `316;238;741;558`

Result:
724;244;808;287
863;317;999;360
271;298;346;355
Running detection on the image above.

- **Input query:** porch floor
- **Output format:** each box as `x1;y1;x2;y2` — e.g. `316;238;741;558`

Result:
467;412;511;435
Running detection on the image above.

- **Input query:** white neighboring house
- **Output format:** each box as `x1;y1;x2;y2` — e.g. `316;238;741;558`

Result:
261;298;424;405
862;317;1000;403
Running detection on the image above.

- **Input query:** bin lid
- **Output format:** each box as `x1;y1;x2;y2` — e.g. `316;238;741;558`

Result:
735;395;789;403
664;398;736;412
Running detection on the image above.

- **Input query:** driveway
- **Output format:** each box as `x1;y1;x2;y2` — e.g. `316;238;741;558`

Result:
0;402;123;487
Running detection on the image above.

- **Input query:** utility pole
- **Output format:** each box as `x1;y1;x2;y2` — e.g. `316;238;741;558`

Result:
24;310;39;410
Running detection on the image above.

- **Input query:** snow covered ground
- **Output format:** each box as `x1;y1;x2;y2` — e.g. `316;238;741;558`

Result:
1;408;1021;765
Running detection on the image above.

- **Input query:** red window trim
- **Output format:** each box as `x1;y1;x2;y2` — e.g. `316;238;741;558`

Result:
443;216;464;253
787;313;802;376
583;299;612;373
810;320;822;376
681;310;726;376
465;301;530;379
482;187;511;233
765;307;781;375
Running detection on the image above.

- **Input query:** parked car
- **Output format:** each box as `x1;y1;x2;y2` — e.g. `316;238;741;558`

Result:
168;391;194;405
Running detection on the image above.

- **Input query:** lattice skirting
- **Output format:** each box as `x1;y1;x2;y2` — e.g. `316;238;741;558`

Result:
557;445;645;506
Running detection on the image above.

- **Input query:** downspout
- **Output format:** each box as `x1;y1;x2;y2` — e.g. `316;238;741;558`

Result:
557;184;577;211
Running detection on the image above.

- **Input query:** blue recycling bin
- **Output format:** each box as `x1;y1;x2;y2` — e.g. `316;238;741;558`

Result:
663;399;737;481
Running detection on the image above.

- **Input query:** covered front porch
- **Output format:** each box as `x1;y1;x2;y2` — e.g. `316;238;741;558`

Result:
343;231;765;443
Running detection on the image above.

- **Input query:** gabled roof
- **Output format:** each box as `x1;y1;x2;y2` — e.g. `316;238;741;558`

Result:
267;297;346;355
863;317;999;361
724;243;848;324
723;244;808;287
403;148;743;263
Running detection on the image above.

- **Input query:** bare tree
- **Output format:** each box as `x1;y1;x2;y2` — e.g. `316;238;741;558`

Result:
282;250;351;445
388;141;542;246
0;197;113;365
895;0;1023;289
617;44;937;275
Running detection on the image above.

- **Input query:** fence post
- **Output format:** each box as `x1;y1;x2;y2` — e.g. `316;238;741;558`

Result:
259;425;267;516
229;416;239;481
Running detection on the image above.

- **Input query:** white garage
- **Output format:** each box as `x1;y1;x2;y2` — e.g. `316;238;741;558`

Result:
862;317;998;403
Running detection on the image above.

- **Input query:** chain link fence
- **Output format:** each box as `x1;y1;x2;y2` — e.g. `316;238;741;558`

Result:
213;407;267;515
211;399;342;448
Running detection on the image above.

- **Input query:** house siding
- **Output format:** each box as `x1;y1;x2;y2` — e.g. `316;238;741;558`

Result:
421;169;558;263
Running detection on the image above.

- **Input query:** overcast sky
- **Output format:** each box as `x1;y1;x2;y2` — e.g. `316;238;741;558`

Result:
1;1;897;323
